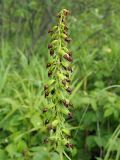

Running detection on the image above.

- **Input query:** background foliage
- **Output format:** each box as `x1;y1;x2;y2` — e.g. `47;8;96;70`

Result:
0;0;120;159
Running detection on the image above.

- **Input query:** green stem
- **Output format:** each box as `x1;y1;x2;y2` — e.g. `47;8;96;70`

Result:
60;151;64;160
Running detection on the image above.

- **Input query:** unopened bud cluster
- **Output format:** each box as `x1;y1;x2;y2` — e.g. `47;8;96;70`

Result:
43;9;74;152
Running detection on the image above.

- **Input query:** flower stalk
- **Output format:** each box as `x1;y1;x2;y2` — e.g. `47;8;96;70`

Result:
44;9;74;155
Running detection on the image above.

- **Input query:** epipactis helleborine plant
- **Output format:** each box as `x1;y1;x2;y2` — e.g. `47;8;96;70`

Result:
44;9;74;154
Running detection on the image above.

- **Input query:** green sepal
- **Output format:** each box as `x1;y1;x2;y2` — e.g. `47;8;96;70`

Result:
61;33;67;39
61;107;69;115
62;128;70;135
52;120;59;127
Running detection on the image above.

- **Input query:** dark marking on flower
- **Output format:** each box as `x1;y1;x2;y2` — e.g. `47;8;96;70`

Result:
50;49;54;56
48;71;52;77
66;87;72;94
66;143;74;148
48;44;53;49
43;108;48;113
51;89;55;95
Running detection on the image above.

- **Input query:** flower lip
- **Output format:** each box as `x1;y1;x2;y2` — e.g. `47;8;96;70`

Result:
48;71;52;77
48;28;53;34
65;143;74;148
46;63;51;68
44;84;48;90
63;54;73;62
45;91;49;97
50;49;54;56
66;87;72;94
65;37;72;43
43;108;48;113
48;44;53;49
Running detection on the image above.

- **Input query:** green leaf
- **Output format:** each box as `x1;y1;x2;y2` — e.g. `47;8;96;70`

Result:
51;152;60;160
86;136;96;149
17;140;27;152
0;149;7;159
31;113;42;129
6;143;17;158
104;108;113;117
62;128;70;135
52;120;59;127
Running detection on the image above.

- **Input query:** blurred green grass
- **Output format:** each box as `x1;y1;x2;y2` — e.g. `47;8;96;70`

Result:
0;0;120;159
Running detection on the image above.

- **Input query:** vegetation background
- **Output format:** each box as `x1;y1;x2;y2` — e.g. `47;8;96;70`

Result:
0;0;120;160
